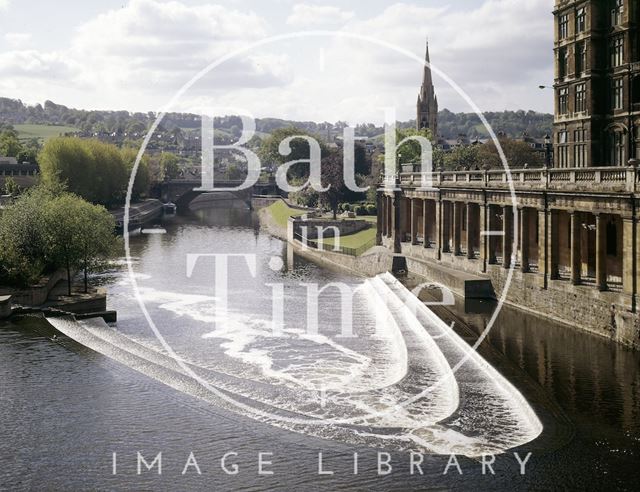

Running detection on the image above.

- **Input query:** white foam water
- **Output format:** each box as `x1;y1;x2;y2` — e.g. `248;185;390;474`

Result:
47;273;542;457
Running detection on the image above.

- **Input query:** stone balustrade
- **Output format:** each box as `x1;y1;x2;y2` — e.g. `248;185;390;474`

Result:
395;165;638;193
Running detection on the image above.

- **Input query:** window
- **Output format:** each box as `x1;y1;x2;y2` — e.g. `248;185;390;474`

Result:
576;42;587;75
611;0;623;27
611;36;624;67
576;7;586;32
606;221;617;255
609;131;625;166
613;78;623;109
575;83;586;112
559;48;568;78
559;14;569;39
558;130;569;167
574;129;587;167
559;87;569;114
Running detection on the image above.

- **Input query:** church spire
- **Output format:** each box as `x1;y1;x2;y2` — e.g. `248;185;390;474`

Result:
416;38;438;137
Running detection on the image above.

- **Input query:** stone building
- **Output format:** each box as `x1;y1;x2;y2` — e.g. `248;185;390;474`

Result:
377;5;640;349
416;40;438;136
553;0;640;167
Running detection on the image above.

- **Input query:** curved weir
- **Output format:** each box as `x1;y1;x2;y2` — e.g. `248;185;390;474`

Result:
47;273;542;457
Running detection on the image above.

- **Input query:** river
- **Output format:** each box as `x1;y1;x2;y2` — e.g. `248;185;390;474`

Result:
1;207;639;491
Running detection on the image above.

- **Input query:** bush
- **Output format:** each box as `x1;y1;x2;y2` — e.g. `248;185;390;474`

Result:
354;205;366;216
365;204;377;215
342;203;351;212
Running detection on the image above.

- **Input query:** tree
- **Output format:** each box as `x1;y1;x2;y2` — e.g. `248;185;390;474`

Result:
319;150;346;220
0;130;23;157
160;153;181;180
3;176;20;196
477;137;544;169
259;127;328;181
395;127;435;166
121;147;150;200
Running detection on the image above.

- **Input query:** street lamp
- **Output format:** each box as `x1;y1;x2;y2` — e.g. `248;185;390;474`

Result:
544;133;552;167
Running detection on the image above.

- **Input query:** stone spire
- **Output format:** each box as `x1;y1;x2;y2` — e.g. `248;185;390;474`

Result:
416;39;438;138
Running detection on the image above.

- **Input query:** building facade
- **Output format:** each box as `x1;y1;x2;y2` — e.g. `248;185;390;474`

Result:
554;0;640;167
417;40;438;137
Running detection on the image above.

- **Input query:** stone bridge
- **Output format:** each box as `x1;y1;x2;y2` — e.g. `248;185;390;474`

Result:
158;178;279;210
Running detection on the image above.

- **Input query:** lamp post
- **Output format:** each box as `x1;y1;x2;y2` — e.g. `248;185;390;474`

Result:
544;133;552;168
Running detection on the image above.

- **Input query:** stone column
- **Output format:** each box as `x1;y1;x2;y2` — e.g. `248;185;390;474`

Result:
520;207;530;273
423;199;429;249
502;206;513;268
570;211;582;285
376;191;383;246
466;203;475;259
442;201;451;254
453;202;462;255
480;203;488;272
623;216;635;298
488;205;497;265
550;210;560;280
538;209;548;288
435;199;442;259
595;214;607;291
410;198;419;245
386;196;392;238
392;192;402;253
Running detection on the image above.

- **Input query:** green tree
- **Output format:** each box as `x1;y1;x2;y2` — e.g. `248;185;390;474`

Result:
121;147;150;200
0;130;23;157
39;137;97;202
259;127;328;181
3;176;21;196
160;153;181;180
477;137;544;169
319;149;346;220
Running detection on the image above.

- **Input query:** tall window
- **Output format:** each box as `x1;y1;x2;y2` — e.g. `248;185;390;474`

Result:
574;129;587;167
575;83;586;112
611;36;624;67
609;131;625;166
611;0;623;27
576;7;586;32
576;42;587;75
559;48;568;78
613;78;624;109
559;87;569;114
558;130;569;167
559;14;569;39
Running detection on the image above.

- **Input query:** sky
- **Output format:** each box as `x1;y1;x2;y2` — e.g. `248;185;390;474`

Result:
0;0;554;124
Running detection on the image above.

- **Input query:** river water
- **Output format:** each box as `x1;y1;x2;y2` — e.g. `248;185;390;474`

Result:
1;208;639;491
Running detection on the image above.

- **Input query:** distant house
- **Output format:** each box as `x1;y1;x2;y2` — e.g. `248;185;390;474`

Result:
0;156;40;191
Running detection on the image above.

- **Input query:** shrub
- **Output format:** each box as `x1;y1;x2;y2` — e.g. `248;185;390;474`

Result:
366;204;377;215
342;203;351;212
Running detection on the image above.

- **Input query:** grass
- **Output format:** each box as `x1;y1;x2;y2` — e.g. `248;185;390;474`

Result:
15;124;79;141
265;199;305;228
319;225;377;254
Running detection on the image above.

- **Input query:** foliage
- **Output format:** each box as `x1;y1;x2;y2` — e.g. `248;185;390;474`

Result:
159;153;181;181
121;147;150;200
39;137;152;207
318;149;346;220
0;184;118;291
259;127;328;181
3;177;21;196
476;137;544;169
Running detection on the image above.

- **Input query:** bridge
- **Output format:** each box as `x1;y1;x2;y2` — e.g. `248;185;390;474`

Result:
158;178;279;211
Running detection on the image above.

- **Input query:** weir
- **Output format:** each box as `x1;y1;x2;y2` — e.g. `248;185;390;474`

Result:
46;271;543;457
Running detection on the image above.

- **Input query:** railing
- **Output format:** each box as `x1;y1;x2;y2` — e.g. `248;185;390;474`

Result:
392;165;639;192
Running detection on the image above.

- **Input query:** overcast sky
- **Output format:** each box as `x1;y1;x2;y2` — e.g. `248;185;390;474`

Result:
0;0;554;124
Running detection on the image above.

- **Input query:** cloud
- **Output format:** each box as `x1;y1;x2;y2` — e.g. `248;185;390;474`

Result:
286;4;354;27
4;32;33;47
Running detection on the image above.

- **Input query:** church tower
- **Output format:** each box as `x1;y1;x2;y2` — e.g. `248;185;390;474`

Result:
416;39;438;137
